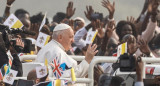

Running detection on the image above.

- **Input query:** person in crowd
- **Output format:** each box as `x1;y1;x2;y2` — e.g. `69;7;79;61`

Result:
73;17;85;33
0;27;23;76
134;56;144;86
36;23;98;78
27;69;49;84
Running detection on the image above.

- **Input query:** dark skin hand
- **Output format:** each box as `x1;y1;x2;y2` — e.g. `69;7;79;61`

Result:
7;0;15;5
105;20;115;38
137;38;151;56
84;6;94;21
4;0;16;20
127;16;135;24
102;0;115;19
101;20;115;51
140;0;159;34
148;0;159;22
30;23;40;39
90;19;104;38
136;0;149;23
135;56;144;82
66;1;76;19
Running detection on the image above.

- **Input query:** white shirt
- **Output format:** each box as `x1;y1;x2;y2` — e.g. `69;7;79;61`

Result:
36;39;89;78
74;27;87;50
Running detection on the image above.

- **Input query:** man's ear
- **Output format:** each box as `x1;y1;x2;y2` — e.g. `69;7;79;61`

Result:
57;34;63;41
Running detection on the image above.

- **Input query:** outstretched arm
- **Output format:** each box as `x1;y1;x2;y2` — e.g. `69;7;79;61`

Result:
102;0;115;19
3;0;15;20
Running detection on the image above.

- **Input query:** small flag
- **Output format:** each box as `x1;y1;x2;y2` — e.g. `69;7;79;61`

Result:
3;69;18;85
6;51;13;74
36;32;50;48
36;66;47;78
85;29;98;44
145;67;155;74
3;14;23;30
50;56;63;79
117;42;127;57
121;42;127;55
1;64;8;75
39;12;47;31
71;67;76;82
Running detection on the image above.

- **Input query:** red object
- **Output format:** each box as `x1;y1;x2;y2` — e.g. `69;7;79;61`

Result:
112;53;117;57
0;70;3;80
146;67;155;74
50;57;63;79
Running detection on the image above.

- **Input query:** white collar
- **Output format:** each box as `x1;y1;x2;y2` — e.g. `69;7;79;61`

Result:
52;39;65;51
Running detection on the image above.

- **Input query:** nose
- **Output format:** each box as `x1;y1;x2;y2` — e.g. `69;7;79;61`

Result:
71;38;74;43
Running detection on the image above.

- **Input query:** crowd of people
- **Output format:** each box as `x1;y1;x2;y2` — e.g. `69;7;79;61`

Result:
0;0;160;86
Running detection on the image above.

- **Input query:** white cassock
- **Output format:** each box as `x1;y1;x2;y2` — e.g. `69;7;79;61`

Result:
36;39;89;78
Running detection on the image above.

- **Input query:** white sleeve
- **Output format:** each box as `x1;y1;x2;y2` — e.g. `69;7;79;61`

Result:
74;60;89;78
141;20;157;43
74;27;88;50
134;81;144;86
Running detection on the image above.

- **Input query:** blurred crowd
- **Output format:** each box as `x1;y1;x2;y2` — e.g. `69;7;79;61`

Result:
0;0;160;86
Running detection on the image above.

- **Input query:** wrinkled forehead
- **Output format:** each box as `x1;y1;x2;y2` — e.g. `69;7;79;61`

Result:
66;28;74;35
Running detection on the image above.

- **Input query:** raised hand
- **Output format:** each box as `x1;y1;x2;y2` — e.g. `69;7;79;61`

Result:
137;38;150;56
105;20;115;38
148;0;159;22
30;23;40;39
85;44;98;64
16;37;24;48
7;0;15;5
84;6;94;21
66;1;76;19
90;19;104;38
135;56;144;82
127;16;135;24
102;0;115;19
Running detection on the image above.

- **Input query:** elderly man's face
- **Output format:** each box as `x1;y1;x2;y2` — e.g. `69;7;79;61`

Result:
61;28;74;51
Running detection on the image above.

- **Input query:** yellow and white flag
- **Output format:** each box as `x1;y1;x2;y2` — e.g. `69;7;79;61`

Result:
85;29;98;44
117;42;127;57
3;69;18;85
3;14;23;30
36;66;47;78
39;12;47;31
36;32;50;48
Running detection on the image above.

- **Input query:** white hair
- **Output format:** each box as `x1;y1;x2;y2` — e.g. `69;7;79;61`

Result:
52;29;68;40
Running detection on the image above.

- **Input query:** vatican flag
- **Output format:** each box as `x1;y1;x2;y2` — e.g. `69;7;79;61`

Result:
39;12;47;31
36;32;50;48
85;29;98;44
117;42;127;57
3;14;23;30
